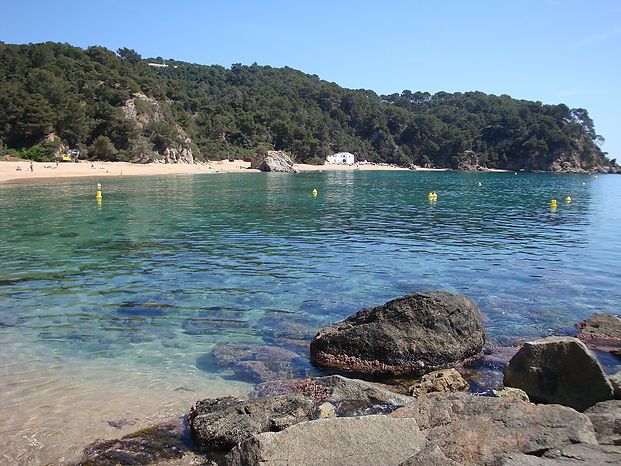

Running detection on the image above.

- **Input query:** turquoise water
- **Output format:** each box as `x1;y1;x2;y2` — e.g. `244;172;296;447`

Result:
1;171;620;386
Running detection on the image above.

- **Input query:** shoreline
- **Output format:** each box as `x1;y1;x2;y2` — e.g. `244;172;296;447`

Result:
0;160;509;185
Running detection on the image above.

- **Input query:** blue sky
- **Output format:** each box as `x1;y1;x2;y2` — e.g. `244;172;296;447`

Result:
3;0;620;159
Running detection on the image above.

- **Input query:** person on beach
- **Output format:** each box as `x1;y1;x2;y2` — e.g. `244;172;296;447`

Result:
16;166;21;171
29;161;33;172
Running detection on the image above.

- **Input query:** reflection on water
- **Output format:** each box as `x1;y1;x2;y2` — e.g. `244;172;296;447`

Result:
1;171;620;462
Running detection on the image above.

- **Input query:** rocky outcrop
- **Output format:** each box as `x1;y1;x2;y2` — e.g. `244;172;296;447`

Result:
223;415;427;466
210;343;308;383
408;368;469;397
503;337;614;411
310;291;485;376
188;395;315;451
250;150;296;172
390;392;598;465
576;313;621;348
584;400;621;445
254;375;415;415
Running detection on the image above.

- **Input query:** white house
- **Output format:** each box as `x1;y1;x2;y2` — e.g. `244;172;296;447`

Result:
326;152;355;165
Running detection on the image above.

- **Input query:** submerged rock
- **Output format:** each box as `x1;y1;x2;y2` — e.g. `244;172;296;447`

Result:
310;291;485;376
503;336;613;411
408;368;469;397
390;392;597;465
250;150;296;172
188;394;315;452
210;343;308;383
224;415;427;466
76;418;191;465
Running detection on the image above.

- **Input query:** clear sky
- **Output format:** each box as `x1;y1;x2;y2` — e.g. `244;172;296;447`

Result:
3;0;620;159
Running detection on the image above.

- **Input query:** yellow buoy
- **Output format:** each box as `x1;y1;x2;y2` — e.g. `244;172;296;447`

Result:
477;182;482;187
428;192;437;200
594;176;599;180
565;196;572;203
312;188;318;196
550;199;557;209
96;183;102;199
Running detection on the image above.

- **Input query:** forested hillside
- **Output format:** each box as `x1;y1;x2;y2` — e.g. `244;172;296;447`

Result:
0;41;614;171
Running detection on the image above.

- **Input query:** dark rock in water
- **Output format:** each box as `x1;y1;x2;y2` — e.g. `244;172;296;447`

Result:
390;392;597;465
310;291;485;376
224;415;427;466
399;443;459;466
76;418;191;465
117;300;174;317
209;343;308;383
584;400;621;445
188;394;315;452
250;150;296;172
503;336;613;411
501;444;621;465
182;317;249;335
576;313;621;340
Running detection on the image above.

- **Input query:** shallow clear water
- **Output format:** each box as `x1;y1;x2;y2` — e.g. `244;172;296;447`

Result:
1;170;620;461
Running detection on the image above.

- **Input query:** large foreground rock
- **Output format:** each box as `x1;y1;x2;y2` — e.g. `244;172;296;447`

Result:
503;337;613;411
188;395;314;451
389;392;597;465
310;291;485;376
224;415;427;466
250;150;295;172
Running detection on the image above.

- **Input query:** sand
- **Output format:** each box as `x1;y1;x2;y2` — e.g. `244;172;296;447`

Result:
0;159;420;184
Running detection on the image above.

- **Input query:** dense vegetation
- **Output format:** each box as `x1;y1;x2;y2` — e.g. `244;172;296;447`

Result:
0;41;612;170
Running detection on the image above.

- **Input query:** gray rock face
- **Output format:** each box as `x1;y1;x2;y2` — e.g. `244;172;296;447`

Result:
503;336;614;411
310;291;485;376
224;415;427;466
501;444;621;464
389;392;597;465
610;371;621;398
250;150;295;172
399;443;459;466
409;368;469;397
584;400;621;445
188;395;314;451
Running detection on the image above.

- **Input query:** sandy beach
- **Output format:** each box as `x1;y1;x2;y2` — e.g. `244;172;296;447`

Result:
0;159;421;184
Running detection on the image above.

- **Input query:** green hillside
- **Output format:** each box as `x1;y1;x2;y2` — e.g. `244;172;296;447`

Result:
0;41;613;171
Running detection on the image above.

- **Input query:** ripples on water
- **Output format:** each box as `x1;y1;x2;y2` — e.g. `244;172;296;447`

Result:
1;171;620;462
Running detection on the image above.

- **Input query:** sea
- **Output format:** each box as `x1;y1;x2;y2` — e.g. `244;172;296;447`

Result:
1;170;620;463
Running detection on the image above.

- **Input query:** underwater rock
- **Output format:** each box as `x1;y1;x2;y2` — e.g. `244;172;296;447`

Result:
310;291;485;376
224;415;427;466
390;392;597;465
209;343;308;383
503;336;613;411
76;418;191;465
189;395;315;452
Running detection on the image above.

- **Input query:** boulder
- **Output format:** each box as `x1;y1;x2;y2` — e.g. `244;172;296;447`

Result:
409;368;469;397
503;337;613;411
389;392;597;465
584;400;621;445
224;415;427;466
501;444;621;464
250;150;295;172
188;395;314;451
310;291;485;376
